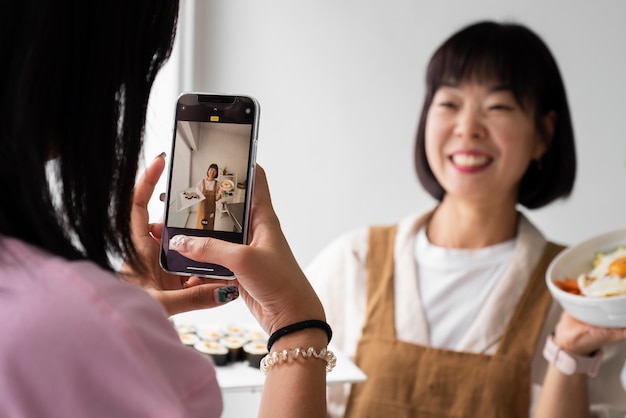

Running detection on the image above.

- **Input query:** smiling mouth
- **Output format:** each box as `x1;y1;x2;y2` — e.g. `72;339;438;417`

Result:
450;154;491;168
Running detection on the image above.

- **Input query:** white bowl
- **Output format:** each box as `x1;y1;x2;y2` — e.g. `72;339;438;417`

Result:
546;228;626;328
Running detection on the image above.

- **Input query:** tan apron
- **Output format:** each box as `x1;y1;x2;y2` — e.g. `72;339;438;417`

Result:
344;225;564;418
195;179;217;230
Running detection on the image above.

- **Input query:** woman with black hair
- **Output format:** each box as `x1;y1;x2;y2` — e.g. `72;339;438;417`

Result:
307;21;626;417
196;163;224;230
0;2;330;417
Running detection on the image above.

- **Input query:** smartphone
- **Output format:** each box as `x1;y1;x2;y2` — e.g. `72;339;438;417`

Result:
160;93;259;279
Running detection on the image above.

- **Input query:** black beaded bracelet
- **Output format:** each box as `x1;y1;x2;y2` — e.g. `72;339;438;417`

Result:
267;320;332;351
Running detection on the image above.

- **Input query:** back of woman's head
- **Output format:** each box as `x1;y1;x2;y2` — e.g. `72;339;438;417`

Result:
0;1;179;270
414;21;577;209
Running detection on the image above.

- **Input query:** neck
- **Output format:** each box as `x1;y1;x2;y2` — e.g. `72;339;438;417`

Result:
427;197;518;249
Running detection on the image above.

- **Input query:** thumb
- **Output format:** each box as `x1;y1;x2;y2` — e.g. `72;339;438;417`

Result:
168;234;244;270
147;283;239;316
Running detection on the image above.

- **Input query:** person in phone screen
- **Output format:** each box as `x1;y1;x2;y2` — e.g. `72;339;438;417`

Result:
306;20;626;418
195;163;223;230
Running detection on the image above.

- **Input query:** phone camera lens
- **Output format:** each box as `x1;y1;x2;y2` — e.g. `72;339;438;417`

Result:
245;108;251;114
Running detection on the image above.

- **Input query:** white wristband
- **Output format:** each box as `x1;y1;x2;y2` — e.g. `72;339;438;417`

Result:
542;334;603;378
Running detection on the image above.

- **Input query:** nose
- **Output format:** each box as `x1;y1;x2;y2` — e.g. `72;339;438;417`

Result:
454;106;485;140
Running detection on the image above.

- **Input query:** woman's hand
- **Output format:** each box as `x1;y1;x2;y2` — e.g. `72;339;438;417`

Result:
120;154;238;316
534;312;626;418
167;165;325;336
554;311;626;355
168;165;328;418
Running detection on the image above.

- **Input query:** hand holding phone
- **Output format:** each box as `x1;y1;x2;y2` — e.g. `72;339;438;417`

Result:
165;165;327;335
160;93;259;279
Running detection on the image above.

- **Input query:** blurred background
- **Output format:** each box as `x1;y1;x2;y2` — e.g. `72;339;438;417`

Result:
142;1;626;415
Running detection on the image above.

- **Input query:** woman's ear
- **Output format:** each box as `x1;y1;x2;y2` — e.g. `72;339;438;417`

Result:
534;110;556;160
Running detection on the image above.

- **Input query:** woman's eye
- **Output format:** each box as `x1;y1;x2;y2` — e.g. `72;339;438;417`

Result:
488;103;514;111
438;101;457;109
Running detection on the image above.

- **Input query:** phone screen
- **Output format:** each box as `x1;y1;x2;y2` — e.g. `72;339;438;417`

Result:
160;93;259;279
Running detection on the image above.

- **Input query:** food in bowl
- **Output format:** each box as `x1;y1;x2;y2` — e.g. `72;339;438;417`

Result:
555;247;626;297
546;228;626;327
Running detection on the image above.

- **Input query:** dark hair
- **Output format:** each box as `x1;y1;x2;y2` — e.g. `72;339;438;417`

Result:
414;21;576;209
0;1;179;271
207;164;220;176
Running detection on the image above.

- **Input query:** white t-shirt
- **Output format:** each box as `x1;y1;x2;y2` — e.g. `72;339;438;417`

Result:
415;226;515;349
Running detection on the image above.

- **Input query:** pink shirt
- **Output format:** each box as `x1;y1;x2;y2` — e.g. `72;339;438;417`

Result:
0;237;223;418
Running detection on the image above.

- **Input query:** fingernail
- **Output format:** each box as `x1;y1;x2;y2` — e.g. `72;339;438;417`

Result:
154;152;166;160
214;286;239;303
169;235;190;252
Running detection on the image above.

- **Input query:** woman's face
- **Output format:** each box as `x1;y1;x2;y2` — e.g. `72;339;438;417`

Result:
424;81;548;205
207;167;217;178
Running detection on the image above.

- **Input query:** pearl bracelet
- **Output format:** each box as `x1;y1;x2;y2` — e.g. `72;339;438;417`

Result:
259;346;337;375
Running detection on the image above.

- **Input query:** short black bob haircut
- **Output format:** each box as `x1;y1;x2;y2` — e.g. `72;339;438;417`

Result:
414;21;576;209
207;163;220;177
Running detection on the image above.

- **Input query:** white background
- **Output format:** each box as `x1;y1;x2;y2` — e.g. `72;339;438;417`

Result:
145;0;626;270
142;1;626;416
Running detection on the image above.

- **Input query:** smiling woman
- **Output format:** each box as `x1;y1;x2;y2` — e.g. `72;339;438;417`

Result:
306;20;626;418
415;21;575;210
424;83;548;205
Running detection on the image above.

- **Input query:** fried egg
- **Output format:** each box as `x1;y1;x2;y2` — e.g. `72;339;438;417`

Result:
578;247;626;297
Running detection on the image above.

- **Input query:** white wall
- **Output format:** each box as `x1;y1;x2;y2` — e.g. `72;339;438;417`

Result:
146;0;626;270
142;1;626;416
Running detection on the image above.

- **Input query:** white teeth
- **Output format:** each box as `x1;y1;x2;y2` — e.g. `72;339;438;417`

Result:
451;154;488;167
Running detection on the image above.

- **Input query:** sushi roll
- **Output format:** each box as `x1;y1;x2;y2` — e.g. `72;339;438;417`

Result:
243;341;269;368
193;341;229;366
196;328;223;342
219;336;246;362
178;332;200;346
245;329;268;343
175;323;196;334
221;324;247;337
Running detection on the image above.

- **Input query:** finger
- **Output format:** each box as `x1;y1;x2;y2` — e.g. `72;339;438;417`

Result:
249;165;277;227
149;223;164;241
246;165;288;249
134;154;166;210
149;283;240;316
131;155;166;240
168;234;245;269
183;275;228;288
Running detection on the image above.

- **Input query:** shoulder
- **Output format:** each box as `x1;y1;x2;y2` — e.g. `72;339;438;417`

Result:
306;210;430;278
306;226;371;276
0;238;221;417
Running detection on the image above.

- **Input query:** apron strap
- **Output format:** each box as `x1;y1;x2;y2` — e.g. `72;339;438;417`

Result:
363;225;398;339
496;242;565;357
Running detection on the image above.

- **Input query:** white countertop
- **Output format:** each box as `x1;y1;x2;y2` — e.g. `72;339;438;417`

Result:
171;300;366;393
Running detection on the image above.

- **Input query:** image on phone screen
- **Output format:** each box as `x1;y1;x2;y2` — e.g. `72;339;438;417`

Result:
160;94;258;279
